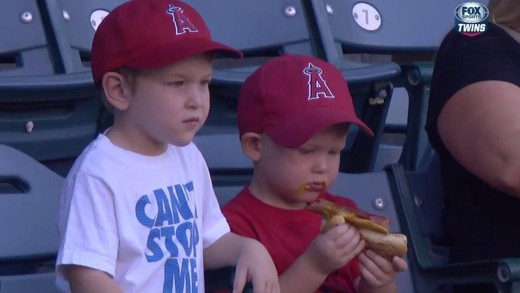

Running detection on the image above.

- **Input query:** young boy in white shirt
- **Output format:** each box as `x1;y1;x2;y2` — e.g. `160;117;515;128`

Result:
56;1;279;292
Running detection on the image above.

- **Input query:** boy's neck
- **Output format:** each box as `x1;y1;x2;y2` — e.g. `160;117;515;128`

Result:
105;124;168;156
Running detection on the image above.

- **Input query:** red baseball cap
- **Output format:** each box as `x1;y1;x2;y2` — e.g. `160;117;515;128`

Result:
238;54;373;149
91;0;242;87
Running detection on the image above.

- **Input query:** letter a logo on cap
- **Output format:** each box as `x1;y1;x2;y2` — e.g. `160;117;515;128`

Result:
303;63;334;100
166;4;198;35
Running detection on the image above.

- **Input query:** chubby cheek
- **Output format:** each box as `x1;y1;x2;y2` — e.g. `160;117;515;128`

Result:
269;162;309;192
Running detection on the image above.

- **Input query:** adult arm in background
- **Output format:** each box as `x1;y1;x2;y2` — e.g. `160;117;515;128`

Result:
437;80;520;198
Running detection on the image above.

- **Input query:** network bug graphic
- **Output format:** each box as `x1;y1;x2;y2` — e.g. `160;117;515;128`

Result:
454;2;489;36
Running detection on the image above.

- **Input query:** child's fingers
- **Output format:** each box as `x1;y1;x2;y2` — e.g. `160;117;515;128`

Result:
392;256;409;271
359;261;379;285
232;268;247;293
359;251;391;280
364;249;395;274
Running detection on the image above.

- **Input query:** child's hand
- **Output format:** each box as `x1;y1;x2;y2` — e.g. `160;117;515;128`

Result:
233;239;280;293
358;249;408;288
304;223;365;275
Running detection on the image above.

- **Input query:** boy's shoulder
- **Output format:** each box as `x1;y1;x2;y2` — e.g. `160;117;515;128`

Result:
68;135;205;179
66;134;122;179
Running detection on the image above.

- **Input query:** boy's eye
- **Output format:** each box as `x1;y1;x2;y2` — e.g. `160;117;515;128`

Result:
201;79;212;86
168;80;184;87
329;150;342;156
299;148;315;154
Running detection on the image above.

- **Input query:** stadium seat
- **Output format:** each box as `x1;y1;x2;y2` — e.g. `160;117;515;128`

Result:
386;148;520;293
0;0;106;176
308;0;489;171
184;0;318;90
329;171;415;292
0;144;62;292
307;0;401;173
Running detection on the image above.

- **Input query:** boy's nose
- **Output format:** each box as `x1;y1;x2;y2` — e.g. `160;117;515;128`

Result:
186;88;204;109
312;157;328;174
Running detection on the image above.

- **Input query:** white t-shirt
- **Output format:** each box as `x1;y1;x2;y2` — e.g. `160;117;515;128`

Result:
56;134;230;292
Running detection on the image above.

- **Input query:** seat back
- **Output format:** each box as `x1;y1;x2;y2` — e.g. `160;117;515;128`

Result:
0;0;55;76
0;144;62;291
43;0;125;73
309;0;488;172
329;171;415;292
316;0;469;55
386;148;452;292
187;0;313;55
187;0;318;103
0;0;106;174
194;125;252;207
0;273;59;293
0;144;63;260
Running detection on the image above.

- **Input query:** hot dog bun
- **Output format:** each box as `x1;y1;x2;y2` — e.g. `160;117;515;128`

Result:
308;199;408;258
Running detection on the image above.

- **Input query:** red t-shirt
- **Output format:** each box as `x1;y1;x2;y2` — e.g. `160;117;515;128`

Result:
222;187;361;293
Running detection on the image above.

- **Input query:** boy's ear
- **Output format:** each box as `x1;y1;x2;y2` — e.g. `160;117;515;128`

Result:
102;72;132;111
240;132;262;162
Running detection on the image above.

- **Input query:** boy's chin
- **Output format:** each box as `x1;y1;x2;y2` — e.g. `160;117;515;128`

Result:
169;135;195;147
297;192;321;204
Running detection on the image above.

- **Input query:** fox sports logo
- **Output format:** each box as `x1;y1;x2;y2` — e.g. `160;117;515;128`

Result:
454;2;489;35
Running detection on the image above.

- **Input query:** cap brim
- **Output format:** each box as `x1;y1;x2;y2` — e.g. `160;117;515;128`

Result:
126;37;242;70
266;107;374;149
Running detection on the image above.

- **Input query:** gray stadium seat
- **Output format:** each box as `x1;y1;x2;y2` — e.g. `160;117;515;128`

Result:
386;148;520;292
184;0;320;178
184;0;317;91
309;0;488;171
0;0;105;176
329;171;415;292
42;0;123;73
0;144;62;292
307;0;401;173
0;274;58;293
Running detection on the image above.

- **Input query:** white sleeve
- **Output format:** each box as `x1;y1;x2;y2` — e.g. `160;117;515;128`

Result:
196;151;230;249
57;172;119;277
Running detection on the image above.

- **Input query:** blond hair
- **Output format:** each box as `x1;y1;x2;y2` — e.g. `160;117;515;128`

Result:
488;0;520;28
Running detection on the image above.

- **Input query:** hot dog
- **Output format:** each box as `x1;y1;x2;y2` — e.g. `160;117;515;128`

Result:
308;199;407;258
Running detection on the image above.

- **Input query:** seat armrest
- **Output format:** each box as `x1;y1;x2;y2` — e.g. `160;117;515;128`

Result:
424;258;520;288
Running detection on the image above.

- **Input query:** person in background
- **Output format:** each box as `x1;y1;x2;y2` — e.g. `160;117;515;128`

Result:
426;0;520;292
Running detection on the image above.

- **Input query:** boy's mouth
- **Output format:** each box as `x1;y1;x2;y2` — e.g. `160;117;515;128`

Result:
298;182;326;192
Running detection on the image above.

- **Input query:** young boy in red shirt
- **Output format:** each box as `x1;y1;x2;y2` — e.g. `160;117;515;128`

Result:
223;54;408;293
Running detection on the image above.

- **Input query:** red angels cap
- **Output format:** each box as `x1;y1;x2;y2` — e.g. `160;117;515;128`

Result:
91;0;242;87
238;54;373;149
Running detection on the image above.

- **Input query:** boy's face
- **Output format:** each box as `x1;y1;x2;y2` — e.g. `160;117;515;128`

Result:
122;54;212;150
251;124;348;209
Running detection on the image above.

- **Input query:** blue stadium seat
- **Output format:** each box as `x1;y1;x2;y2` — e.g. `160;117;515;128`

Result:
386;148;520;292
0;144;62;292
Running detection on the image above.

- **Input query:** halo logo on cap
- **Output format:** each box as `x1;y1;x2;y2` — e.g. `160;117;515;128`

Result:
166;3;198;35
454;2;489;37
303;63;334;100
